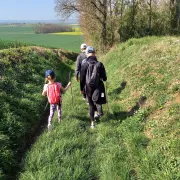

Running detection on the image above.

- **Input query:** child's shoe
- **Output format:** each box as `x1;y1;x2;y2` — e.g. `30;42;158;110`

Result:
48;124;52;131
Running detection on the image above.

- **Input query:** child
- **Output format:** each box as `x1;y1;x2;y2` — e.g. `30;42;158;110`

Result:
42;70;71;131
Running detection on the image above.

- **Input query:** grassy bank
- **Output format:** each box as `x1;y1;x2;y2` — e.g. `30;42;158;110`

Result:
0;46;77;179
100;36;180;179
5;36;180;179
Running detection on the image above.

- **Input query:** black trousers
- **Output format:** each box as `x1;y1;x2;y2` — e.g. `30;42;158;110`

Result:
87;96;103;121
83;87;86;98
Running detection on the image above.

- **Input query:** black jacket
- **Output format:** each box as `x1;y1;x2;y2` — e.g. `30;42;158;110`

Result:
80;56;107;99
75;52;86;79
92;80;107;104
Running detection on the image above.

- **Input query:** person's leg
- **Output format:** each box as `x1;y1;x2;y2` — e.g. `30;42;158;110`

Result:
96;104;103;116
94;104;103;120
82;87;89;105
48;104;56;131
87;96;96;128
57;103;62;123
48;104;56;124
83;87;86;99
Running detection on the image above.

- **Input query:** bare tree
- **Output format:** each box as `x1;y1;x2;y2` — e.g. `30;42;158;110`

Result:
55;0;180;50
55;0;121;52
54;0;80;18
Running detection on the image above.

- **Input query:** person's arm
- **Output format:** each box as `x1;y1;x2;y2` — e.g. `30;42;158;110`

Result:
61;82;71;92
80;62;88;93
42;91;46;96
42;84;48;96
100;63;107;81
75;55;81;81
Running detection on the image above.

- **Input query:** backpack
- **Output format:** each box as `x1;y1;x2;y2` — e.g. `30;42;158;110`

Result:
86;61;100;89
81;58;87;65
47;82;61;104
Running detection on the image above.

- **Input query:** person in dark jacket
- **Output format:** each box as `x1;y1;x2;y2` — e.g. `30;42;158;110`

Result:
75;43;87;81
80;46;107;129
75;43;87;99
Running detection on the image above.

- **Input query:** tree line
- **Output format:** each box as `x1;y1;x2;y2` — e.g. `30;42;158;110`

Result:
55;0;180;52
34;23;74;34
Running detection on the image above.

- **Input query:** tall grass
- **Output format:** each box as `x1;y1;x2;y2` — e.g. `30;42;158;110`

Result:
15;36;180;179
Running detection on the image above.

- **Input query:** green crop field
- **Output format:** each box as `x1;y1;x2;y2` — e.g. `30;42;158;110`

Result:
0;25;83;52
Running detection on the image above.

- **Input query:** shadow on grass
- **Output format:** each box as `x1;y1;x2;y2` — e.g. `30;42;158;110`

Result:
71;115;91;131
128;96;147;116
107;111;129;123
107;95;147;123
109;81;127;96
72;95;147;125
73;115;90;122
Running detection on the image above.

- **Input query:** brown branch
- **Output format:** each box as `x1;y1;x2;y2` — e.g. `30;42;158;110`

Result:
91;1;105;15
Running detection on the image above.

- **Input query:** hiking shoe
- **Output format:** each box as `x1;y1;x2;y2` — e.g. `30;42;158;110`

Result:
90;125;95;129
48;124;52;131
94;113;100;120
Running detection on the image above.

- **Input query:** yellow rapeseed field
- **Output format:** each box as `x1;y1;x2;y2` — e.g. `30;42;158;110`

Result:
53;31;84;35
52;27;83;35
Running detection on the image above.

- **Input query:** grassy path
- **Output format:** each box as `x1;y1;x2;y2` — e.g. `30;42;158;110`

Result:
20;36;180;179
19;76;148;180
20;79;99;179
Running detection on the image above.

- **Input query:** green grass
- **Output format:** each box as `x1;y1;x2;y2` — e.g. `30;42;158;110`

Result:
1;36;179;179
0;25;83;52
19;36;180;179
